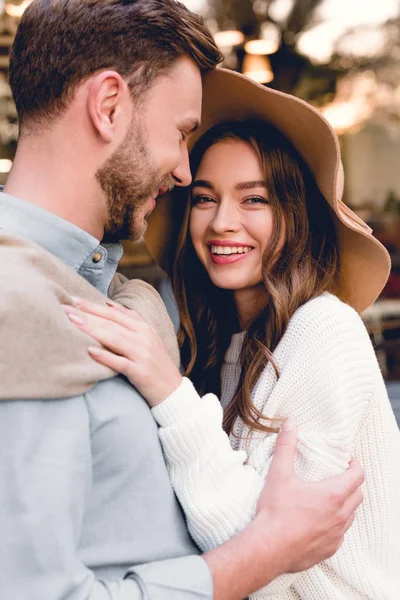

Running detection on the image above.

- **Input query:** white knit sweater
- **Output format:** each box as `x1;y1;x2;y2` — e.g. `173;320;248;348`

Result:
152;293;400;599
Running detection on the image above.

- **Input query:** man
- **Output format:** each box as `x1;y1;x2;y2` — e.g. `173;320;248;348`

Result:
0;1;363;599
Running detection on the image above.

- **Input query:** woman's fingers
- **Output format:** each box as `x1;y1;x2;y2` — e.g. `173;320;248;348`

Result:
63;305;138;358
68;296;145;333
88;346;133;376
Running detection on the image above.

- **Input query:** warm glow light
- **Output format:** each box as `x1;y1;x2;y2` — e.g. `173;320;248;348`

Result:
214;30;245;49
319;71;377;133
5;0;32;17
320;101;372;134
268;0;294;23
244;39;277;55
244;70;274;84
244;22;280;55
0;159;12;173
242;54;274;84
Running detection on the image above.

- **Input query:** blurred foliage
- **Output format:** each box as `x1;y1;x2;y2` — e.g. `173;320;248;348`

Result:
205;0;400;112
384;190;400;215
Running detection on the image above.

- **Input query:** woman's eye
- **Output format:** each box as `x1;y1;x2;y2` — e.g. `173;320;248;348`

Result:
244;196;270;205
191;195;215;206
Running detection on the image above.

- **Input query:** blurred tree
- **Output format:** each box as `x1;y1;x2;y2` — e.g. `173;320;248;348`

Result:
206;0;400;114
206;0;339;98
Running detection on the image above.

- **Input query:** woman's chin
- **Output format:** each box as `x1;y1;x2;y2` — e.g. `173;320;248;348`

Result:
208;274;248;291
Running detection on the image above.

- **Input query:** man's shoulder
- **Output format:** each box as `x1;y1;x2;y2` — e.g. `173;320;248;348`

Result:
113;278;180;367
0;232;114;400
0;233;77;325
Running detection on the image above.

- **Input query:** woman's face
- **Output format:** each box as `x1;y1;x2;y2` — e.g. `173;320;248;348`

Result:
189;139;274;292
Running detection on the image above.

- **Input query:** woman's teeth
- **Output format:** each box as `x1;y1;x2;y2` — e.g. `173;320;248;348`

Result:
210;245;253;255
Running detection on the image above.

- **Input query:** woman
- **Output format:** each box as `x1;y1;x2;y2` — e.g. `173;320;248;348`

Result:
64;69;400;598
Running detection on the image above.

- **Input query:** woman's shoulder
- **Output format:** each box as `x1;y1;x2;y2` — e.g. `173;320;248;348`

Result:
275;293;374;366
265;294;384;418
294;291;360;319
289;293;368;339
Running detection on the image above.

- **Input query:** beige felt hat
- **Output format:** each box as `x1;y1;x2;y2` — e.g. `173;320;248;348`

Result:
145;67;391;313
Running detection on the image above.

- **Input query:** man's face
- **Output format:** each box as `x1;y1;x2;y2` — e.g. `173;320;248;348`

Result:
98;55;202;242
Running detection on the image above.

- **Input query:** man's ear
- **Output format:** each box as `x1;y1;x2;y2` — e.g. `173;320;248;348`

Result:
87;71;130;143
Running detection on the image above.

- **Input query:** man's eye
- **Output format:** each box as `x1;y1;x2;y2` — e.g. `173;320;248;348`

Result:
244;196;270;204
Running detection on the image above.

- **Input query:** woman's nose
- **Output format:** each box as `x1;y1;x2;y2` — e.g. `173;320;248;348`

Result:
210;201;240;233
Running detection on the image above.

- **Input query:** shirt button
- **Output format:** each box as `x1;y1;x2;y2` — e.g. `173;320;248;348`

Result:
92;252;103;264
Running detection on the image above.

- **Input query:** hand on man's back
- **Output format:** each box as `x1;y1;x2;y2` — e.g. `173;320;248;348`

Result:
256;419;364;574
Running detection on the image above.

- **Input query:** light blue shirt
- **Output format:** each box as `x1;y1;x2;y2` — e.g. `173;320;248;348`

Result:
0;192;212;600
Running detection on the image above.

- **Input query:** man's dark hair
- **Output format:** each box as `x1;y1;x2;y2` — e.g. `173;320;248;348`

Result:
9;0;223;128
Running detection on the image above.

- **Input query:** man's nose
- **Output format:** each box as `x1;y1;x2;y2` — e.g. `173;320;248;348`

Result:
171;145;192;187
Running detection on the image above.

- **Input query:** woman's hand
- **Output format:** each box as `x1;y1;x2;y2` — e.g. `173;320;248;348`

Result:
62;297;183;407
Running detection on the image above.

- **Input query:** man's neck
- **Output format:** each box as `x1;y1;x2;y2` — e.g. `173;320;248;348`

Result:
5;135;107;241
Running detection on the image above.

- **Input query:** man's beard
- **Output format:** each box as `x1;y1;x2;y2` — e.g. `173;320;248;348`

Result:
96;119;172;243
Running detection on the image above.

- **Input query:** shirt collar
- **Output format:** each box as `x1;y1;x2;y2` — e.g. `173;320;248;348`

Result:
0;191;123;295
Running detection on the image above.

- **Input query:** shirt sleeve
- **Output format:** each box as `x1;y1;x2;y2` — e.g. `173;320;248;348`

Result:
0;395;212;600
151;301;382;598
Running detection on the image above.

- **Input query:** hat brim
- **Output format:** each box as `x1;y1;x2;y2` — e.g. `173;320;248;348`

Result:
145;68;391;313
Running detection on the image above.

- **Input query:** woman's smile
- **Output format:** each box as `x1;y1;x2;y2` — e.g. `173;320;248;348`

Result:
207;240;255;264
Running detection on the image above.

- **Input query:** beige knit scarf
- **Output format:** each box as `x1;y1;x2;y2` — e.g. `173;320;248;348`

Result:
0;232;179;400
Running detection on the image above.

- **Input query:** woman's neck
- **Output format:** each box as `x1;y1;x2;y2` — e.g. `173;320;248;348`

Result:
233;284;269;331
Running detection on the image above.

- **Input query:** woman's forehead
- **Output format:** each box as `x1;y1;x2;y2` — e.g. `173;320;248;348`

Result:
196;138;264;180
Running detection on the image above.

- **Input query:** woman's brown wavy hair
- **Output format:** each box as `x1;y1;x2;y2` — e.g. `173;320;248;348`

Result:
171;119;340;436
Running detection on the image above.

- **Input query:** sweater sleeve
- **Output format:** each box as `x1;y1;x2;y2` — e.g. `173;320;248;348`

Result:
152;296;386;598
152;377;266;548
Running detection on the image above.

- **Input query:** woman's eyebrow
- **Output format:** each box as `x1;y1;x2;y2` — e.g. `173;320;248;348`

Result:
192;180;213;190
235;180;267;190
191;180;268;191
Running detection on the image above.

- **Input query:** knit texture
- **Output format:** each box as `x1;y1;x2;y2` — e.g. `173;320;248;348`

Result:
152;293;400;599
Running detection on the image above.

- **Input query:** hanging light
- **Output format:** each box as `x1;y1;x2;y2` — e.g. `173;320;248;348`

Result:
244;22;280;56
214;30;245;49
242;54;274;84
244;39;275;55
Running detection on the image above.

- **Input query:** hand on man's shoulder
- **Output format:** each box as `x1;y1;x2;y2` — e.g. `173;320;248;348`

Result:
112;277;180;368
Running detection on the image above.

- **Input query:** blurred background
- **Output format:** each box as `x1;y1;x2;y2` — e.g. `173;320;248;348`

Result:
0;0;399;420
